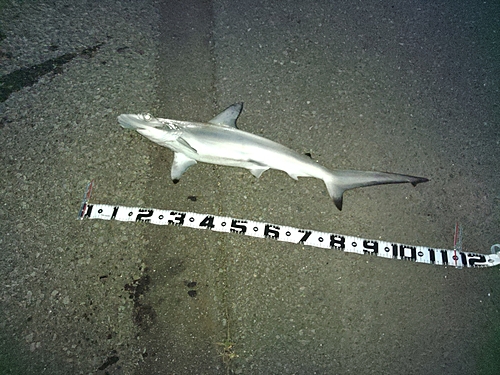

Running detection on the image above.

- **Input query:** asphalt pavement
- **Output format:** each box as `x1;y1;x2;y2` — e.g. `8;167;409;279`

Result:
1;1;499;374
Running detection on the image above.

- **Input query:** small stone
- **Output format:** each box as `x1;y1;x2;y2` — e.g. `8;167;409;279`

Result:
26;291;32;304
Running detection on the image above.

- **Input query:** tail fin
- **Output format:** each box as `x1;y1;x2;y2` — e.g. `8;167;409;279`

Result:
324;170;428;210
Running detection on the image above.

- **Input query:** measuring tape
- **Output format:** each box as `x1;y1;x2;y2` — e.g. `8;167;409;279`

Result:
78;181;500;269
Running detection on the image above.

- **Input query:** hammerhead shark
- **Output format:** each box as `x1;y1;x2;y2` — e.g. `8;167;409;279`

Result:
118;103;428;210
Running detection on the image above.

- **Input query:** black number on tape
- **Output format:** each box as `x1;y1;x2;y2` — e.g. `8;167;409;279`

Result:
465;253;486;267
363;240;378;255
136;209;153;222
231;220;247;234
199;215;215;229
264;225;280;239
399;245;417;261
112;206;119;219
298;230;312;244
168;212;186;226
330;235;345;250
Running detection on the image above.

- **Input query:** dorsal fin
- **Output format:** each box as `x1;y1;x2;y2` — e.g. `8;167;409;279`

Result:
208;103;243;128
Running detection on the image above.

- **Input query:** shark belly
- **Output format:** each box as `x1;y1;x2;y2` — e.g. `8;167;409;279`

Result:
178;125;329;180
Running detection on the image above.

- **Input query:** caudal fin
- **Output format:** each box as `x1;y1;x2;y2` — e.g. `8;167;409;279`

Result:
324;170;428;210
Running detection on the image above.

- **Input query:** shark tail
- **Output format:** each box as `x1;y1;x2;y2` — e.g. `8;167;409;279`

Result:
324;170;429;211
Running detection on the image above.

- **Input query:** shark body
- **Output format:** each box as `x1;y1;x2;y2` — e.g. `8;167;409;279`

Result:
118;103;428;210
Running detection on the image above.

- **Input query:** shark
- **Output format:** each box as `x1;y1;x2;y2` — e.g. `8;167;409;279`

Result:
118;103;428;210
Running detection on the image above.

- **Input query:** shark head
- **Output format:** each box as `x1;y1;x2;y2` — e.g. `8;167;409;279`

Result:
118;114;181;145
118;113;166;129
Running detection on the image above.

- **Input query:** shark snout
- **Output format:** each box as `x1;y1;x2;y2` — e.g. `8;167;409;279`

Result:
118;114;165;130
118;114;144;129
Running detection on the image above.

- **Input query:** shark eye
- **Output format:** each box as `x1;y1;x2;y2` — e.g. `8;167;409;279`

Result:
143;113;152;121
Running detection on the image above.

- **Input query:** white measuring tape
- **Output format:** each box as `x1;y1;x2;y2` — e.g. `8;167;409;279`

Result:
78;181;500;269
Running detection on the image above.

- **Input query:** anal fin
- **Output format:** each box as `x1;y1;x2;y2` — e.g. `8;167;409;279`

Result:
250;166;269;178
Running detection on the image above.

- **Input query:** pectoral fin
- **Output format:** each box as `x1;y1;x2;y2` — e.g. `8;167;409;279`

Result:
178;137;197;154
171;152;197;183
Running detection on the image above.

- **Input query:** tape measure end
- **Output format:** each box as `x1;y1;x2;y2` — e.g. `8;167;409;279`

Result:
491;244;500;255
77;180;95;220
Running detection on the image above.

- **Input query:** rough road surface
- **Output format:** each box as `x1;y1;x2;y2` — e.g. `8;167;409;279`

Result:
1;1;499;374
